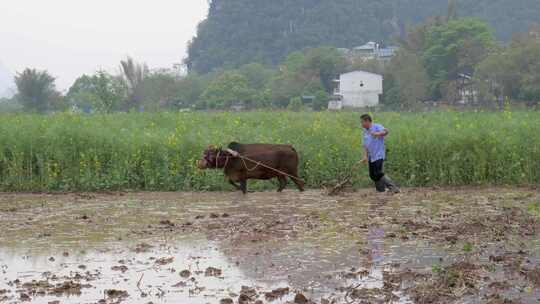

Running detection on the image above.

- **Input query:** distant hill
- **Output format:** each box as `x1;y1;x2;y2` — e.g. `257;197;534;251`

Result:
0;62;14;98
186;0;540;73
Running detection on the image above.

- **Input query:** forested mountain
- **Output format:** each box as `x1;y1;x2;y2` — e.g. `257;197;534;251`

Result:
186;0;540;73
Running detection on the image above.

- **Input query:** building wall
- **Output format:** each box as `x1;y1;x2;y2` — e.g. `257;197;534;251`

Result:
339;71;383;108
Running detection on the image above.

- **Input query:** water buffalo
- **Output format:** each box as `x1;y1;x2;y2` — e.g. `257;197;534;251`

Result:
197;142;305;194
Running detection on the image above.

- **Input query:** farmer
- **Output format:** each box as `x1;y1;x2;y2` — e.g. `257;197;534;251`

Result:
360;114;400;193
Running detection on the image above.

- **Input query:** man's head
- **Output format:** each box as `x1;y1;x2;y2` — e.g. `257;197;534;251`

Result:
361;114;372;129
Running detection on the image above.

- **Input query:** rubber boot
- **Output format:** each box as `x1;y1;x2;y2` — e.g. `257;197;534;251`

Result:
381;175;400;193
375;179;386;192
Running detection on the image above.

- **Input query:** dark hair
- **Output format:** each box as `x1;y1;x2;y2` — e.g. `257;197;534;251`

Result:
360;114;372;122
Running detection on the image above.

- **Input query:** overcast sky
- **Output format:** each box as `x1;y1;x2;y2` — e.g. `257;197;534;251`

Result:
0;0;208;91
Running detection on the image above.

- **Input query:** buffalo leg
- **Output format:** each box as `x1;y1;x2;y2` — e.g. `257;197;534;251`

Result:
289;168;305;192
277;176;288;192
228;180;241;190
239;179;247;195
292;176;305;192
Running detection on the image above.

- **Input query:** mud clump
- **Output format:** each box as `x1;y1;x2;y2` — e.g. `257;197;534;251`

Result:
409;261;481;303
19;279;91;297
21;279;53;293
133;242;154;253
19;293;31;301
340;267;369;279
489;251;526;272
294;292;309;304
524;267;540;287
155;257;174;265
238;286;258;304
485;294;520;304
204;266;222;277
50;281;91;296
179;269;191;278
75;193;96;200
172;281;187;287
264;287;289;301
348;288;387;303
105;289;129;299
111;265;129;273
220;298;233;304
77;214;90;220
159;219;175;227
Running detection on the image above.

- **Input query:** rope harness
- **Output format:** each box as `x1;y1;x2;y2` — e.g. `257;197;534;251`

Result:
214;150;231;170
209;148;305;183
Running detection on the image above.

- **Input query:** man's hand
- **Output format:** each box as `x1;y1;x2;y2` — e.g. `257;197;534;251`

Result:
370;129;389;138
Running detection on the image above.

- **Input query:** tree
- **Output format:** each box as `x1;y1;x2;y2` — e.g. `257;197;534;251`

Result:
301;47;347;93
14;68;61;112
313;90;330;111
120;57;148;111
237;63;274;90
140;69;183;110
174;73;212;109
0;96;22;112
347;58;386;75
385;50;430;109
67;71;126;113
199;71;255;109
287;96;303;112
475;34;540;106
268;47;344;108
422;18;494;99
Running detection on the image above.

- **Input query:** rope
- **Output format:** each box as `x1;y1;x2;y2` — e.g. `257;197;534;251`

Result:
224;148;305;183
240;157;260;171
215;150;230;169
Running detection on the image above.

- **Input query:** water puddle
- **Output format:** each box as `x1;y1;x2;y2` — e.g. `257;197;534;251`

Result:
1;237;294;304
0;189;539;303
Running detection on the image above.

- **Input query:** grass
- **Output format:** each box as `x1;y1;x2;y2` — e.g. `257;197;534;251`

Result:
0;110;539;191
527;201;540;218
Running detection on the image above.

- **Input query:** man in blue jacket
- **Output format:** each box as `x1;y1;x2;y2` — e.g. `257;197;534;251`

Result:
360;114;400;193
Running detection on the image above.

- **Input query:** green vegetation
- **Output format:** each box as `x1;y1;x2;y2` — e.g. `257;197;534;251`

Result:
475;27;540;106
4;17;540;113
187;0;540;73
527;201;540;218
66;71;126;113
379;17;496;106
14;69;62;112
0;111;539;192
462;242;474;253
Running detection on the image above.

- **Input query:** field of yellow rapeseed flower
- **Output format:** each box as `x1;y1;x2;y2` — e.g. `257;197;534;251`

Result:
0;111;538;191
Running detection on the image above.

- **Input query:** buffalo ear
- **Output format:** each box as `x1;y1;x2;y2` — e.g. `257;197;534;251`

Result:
207;145;216;150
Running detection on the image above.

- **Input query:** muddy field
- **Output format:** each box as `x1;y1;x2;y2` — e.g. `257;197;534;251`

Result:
0;188;539;304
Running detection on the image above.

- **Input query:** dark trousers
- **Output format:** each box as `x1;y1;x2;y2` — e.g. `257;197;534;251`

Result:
368;159;385;182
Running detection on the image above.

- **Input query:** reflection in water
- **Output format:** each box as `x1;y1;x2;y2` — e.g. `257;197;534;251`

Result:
1;189;538;303
0;238;291;304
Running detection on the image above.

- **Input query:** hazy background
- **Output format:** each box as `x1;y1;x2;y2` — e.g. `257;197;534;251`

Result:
0;0;208;92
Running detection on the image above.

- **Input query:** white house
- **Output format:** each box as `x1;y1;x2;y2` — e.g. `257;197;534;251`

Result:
330;70;383;109
349;42;398;63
